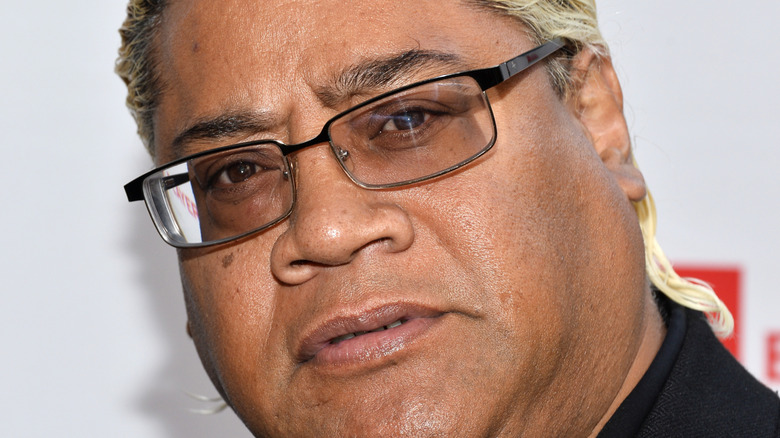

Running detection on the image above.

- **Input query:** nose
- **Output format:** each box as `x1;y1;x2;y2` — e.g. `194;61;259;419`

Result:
270;146;415;285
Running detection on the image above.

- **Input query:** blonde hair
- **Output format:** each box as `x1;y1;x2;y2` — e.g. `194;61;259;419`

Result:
116;0;166;155
116;0;733;336
635;189;733;337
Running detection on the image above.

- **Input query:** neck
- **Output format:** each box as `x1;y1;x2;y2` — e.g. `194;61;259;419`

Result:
588;291;668;437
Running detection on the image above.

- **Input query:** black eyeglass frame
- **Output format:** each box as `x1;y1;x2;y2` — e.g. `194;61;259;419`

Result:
124;38;564;247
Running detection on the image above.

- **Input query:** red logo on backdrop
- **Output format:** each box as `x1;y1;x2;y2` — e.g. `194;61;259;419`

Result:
674;266;741;360
768;333;780;382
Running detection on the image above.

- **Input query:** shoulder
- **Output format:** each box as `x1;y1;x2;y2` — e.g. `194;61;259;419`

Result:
639;308;780;438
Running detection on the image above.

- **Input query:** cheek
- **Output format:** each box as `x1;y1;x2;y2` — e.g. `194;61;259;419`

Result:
411;91;645;357
486;80;638;291
178;241;288;405
411;130;596;307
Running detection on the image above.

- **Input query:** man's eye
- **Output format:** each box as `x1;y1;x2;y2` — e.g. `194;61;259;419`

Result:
380;110;431;132
213;161;259;186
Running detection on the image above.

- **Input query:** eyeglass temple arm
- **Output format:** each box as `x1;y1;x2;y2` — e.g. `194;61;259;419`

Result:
500;38;564;81
469;38;564;90
125;172;190;202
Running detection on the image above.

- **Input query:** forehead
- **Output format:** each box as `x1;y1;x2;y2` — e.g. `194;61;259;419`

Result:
153;0;530;157
159;0;519;62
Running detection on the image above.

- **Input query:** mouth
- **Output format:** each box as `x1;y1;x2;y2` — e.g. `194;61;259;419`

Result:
295;304;445;367
328;318;406;344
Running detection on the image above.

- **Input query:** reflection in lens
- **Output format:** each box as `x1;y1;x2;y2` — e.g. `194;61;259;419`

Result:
329;76;495;187
152;144;294;245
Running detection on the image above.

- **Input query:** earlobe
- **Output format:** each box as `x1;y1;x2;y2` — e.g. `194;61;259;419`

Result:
600;147;647;202
570;49;647;202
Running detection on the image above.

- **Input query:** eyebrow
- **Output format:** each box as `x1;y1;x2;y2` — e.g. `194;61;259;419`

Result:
170;111;277;158
169;49;465;158
315;49;465;107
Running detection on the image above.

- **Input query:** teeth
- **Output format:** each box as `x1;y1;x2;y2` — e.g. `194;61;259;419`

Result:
329;320;406;344
386;320;403;329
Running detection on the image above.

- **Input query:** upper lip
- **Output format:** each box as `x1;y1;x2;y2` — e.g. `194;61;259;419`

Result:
294;302;444;363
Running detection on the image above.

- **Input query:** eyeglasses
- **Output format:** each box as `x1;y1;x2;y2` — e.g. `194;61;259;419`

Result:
125;39;564;248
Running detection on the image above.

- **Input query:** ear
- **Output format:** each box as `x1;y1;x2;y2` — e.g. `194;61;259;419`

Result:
569;49;646;202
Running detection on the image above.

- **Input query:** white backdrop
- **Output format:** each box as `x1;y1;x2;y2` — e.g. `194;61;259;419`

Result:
1;1;777;436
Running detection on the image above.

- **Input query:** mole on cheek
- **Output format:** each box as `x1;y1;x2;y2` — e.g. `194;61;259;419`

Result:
222;253;235;269
192;41;200;53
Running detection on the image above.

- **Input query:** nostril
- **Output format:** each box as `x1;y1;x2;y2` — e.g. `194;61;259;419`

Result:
272;255;331;284
289;260;329;268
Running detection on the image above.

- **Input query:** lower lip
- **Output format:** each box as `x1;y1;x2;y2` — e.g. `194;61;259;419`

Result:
309;316;442;368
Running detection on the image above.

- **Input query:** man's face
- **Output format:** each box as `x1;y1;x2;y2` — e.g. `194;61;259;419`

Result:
153;1;649;436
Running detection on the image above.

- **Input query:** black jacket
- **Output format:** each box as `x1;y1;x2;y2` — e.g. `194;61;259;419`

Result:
598;301;779;437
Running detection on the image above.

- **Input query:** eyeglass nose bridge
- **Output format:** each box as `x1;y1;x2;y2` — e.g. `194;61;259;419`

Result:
276;124;332;156
272;120;362;194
